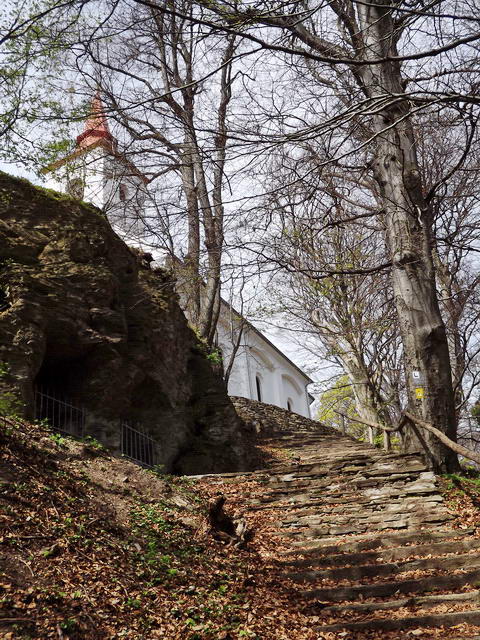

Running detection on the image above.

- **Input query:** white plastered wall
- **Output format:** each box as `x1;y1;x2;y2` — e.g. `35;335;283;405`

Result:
216;310;311;417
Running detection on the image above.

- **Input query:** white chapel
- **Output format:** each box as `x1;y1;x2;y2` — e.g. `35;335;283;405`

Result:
42;95;314;418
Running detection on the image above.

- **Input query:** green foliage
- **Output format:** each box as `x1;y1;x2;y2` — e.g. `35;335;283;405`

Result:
49;432;67;447
34;417;51;428
59;618;78;632
125;597;141;609
206;348;222;366
372;433;384;448
0;361;10;377
190;326;223;367
131;504;174;535
471;404;480;419
149;463;166;476
130;504;175;573
35;136;74;169
0;0;93;168
82;435;104;450
308;277;334;298
317;376;362;436
442;471;480;492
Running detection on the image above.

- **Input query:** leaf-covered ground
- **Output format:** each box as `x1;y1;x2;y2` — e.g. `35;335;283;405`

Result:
439;472;480;531
2;417;480;639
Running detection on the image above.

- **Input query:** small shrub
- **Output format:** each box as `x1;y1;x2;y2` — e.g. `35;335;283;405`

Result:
206;349;222;366
49;432;67;447
82;435;104;450
125;597;141;609
59;618;78;632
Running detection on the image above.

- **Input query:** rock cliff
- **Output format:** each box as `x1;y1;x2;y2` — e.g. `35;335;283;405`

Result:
0;171;258;474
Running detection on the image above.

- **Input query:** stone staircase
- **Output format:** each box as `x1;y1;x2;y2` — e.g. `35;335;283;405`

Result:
221;400;480;636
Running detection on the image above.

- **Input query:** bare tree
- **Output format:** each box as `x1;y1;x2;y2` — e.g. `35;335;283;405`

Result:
171;0;480;471
6;0;480;471
3;0;242;346
85;2;240;344
256;155;403;445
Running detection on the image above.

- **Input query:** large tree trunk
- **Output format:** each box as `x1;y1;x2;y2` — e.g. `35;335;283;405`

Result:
179;143;201;326
357;1;459;471
342;350;390;445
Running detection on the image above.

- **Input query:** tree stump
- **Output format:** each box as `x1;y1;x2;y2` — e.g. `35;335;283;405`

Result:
207;494;253;549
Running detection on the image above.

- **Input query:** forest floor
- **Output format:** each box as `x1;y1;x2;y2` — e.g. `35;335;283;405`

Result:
1;416;480;640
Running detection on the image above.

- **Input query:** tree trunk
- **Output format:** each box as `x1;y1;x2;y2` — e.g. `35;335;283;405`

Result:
344;356;381;445
432;248;469;416
323;335;390;445
356;1;459;472
179;144;201;326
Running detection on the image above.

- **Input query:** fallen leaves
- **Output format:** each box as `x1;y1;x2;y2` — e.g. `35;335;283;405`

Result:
3;418;480;640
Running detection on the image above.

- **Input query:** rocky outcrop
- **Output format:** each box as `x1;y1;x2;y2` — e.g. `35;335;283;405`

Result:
0;171;259;474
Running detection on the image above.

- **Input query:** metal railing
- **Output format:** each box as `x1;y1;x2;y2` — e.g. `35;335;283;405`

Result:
34;385;86;438
34;385;158;468
121;421;157;468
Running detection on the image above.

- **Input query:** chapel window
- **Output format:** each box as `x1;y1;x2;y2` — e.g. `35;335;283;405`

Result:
255;375;262;402
119;183;128;202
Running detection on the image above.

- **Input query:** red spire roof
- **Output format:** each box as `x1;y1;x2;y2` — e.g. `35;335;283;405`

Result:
76;92;115;150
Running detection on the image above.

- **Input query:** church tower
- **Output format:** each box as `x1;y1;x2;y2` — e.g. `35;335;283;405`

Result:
42;93;148;241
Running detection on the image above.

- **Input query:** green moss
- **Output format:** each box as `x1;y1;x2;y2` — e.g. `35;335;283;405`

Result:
0;170;103;216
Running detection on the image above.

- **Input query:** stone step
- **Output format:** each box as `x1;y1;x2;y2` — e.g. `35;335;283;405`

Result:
249;480;441;506
249;498;445;516
266;459;429;480
317;590;480;615
302;568;480;602
284;536;480;568
287;528;474;554
261;495;444;518
286;550;480;582
265;467;431;488
252;476;440;498
264;451;428;469
313;609;480;634
278;500;448;522
278;509;451;538
232;401;480;636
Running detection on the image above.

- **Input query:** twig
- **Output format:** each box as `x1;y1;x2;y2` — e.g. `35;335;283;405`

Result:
17;558;34;577
0;618;33;623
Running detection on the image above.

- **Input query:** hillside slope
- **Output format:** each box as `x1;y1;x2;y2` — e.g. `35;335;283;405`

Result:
1;416;268;639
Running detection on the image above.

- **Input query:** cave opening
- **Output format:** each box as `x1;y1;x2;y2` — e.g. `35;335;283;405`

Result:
34;354;88;437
